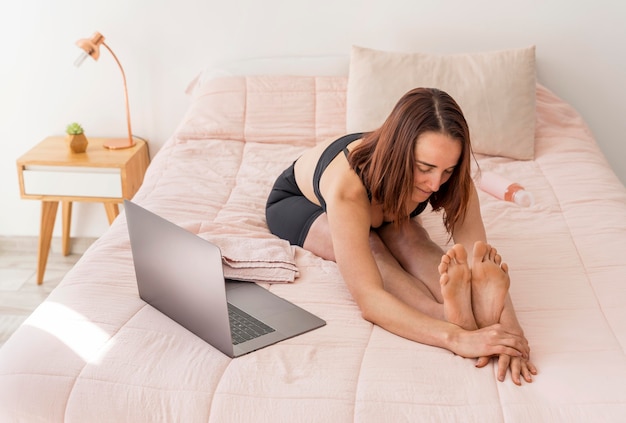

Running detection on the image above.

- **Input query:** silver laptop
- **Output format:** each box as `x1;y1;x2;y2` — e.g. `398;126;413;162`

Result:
124;200;325;357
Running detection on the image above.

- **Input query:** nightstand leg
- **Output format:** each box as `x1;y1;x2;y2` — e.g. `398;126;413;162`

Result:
61;201;72;256
38;201;59;285
104;203;120;225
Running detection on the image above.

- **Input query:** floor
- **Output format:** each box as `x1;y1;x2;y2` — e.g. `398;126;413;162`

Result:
0;237;88;347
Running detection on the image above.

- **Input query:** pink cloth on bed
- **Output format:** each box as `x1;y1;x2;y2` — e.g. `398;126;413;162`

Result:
200;233;298;283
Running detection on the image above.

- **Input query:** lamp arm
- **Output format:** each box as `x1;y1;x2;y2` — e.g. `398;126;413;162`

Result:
102;42;133;145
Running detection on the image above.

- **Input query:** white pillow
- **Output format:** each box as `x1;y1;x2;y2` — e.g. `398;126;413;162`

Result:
346;45;536;160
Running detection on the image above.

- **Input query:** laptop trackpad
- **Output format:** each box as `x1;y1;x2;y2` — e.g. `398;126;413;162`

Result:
225;281;295;319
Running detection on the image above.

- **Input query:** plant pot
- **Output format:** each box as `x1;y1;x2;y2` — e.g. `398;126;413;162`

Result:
67;133;88;153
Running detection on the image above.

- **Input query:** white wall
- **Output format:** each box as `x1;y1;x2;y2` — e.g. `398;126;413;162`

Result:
2;0;625;238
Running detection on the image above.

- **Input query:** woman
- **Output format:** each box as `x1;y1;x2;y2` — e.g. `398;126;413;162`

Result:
266;87;537;384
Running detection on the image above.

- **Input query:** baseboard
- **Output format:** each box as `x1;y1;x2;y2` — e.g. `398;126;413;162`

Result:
0;236;97;255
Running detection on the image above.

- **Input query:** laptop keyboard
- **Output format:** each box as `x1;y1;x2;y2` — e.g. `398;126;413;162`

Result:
228;303;276;345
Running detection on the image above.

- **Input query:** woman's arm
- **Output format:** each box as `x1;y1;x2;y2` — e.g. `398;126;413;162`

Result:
451;181;487;250
323;177;528;358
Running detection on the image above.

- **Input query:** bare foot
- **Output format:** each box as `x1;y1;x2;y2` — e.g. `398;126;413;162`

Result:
438;244;477;330
471;241;510;328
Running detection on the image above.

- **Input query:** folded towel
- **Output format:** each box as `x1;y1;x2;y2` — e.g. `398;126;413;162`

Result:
197;232;298;284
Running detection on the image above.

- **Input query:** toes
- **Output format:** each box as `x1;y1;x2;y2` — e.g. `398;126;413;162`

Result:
438;260;448;276
438;253;451;274
472;241;488;264
443;248;456;264
450;244;468;264
473;242;507;269
488;246;498;261
489;247;509;273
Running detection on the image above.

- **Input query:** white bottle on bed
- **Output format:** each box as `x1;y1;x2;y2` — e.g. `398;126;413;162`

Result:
479;172;534;207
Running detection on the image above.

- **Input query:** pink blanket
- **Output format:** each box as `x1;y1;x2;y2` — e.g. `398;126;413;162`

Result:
1;75;625;422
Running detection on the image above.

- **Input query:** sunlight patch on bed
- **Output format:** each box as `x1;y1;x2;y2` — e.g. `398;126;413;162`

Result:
25;302;113;363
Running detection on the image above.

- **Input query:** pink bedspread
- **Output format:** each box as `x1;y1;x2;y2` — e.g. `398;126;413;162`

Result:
1;76;625;422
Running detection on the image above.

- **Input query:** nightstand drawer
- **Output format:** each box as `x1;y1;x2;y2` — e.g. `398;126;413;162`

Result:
22;165;122;198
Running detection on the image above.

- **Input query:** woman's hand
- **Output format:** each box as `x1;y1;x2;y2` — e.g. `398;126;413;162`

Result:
474;301;537;384
476;354;538;385
473;320;538;385
449;323;530;360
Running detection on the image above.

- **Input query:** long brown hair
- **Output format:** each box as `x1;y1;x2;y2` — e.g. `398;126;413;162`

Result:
348;87;473;233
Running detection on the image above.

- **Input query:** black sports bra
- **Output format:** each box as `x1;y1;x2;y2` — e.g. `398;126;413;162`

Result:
311;133;428;222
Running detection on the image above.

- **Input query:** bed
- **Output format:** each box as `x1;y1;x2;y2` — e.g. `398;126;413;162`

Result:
1;46;626;422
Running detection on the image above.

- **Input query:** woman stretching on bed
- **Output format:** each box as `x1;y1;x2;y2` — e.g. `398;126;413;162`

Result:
266;87;537;385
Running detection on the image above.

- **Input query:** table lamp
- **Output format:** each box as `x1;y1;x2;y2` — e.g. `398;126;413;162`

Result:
74;31;135;150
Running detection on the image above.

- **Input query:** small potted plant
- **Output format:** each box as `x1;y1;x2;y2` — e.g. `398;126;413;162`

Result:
66;122;88;153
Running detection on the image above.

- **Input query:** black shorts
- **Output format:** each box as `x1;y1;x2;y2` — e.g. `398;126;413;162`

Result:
266;163;323;247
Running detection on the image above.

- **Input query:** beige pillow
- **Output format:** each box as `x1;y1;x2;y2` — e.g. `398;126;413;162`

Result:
346;45;536;159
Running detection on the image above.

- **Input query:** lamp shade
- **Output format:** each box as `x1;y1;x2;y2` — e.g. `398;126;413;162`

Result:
75;32;104;65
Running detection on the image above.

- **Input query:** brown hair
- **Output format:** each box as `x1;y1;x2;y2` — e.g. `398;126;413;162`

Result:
348;87;473;234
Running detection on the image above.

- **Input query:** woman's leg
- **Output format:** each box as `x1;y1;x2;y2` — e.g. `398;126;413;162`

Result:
377;219;481;330
304;214;446;320
376;218;447;302
368;232;445;320
301;213;336;261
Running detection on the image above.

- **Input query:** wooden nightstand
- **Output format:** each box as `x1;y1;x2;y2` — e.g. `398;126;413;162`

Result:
16;136;150;284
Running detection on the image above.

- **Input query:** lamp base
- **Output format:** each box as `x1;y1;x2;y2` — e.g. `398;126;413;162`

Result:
104;138;136;150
